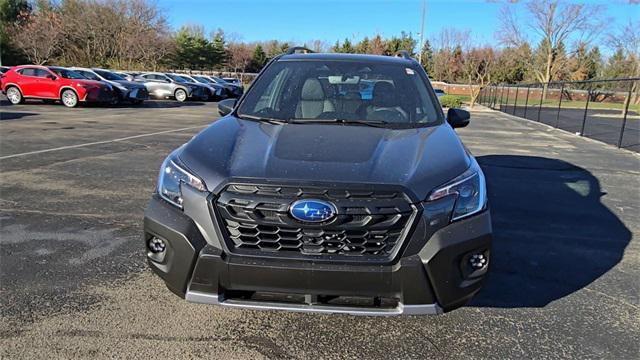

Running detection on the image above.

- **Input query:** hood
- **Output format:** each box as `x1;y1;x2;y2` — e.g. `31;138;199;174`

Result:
113;80;146;89
179;117;470;202
74;79;108;87
188;82;209;89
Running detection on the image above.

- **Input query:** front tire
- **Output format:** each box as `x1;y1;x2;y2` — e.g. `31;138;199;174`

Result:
174;89;187;102
6;86;24;104
61;89;79;108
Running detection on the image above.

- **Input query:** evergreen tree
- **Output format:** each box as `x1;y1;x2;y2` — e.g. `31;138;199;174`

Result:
587;47;602;78
603;48;633;79
175;25;211;70
210;29;226;69
341;38;354;53
355;37;370;54
567;43;600;81
332;40;341;53
492;44;531;84
250;44;267;72
420;40;434;74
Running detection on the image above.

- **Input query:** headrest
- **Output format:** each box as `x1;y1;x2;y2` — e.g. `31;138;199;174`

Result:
372;81;398;107
301;78;325;101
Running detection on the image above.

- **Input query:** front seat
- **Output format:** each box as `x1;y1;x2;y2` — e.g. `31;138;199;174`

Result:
295;78;334;118
365;82;407;123
341;91;362;114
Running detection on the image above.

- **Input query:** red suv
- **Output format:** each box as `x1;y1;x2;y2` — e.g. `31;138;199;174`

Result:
1;65;115;107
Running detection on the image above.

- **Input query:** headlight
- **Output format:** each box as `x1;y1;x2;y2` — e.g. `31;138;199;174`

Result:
427;158;486;221
157;152;207;208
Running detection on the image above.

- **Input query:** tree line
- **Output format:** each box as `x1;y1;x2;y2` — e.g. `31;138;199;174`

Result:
1;0;638;105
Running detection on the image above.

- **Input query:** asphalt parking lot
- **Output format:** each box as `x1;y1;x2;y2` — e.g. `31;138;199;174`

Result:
500;104;639;152
1;98;639;359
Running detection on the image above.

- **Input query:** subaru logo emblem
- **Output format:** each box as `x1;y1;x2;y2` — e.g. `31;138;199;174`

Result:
289;199;337;223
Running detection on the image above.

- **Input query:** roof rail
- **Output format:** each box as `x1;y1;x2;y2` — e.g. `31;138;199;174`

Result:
394;50;412;60
285;46;314;55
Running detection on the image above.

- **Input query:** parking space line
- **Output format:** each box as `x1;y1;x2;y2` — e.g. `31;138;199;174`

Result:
0;125;207;160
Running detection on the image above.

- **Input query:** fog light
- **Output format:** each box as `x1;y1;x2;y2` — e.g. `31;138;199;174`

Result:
469;253;487;270
148;237;166;253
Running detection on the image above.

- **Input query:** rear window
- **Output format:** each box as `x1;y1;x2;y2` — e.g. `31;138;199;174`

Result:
237;60;442;127
19;68;37;76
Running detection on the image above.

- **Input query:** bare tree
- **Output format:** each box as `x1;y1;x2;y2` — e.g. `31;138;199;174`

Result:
607;20;640;105
11;6;63;65
309;39;328;53
462;47;495;107
227;42;253;82
498;0;604;98
431;28;469;82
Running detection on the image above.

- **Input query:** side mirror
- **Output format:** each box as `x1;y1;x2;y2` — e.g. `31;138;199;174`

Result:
47;74;57;80
218;98;237;116
447;108;470;128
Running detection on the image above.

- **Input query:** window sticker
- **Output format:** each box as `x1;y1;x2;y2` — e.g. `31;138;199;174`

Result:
405;68;415;75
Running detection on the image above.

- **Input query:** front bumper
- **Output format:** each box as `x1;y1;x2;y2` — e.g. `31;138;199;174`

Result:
144;190;492;315
84;87;116;103
122;87;149;101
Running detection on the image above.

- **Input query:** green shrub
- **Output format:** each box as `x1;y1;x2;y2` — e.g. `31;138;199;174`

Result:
438;95;463;108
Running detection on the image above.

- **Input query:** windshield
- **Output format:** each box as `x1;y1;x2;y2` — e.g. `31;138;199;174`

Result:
50;68;87;79
237;60;442;127
194;76;213;83
211;76;226;83
95;70;124;81
167;74;189;82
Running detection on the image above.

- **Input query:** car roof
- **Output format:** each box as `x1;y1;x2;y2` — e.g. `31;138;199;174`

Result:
14;64;51;70
278;52;416;66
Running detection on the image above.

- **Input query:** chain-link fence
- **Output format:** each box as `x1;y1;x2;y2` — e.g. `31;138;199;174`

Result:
478;78;640;153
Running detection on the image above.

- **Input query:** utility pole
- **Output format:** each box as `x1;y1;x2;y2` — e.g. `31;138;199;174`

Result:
418;0;426;65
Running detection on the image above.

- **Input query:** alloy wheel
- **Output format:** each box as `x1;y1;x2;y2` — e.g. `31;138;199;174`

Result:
61;90;78;108
7;87;22;104
175;89;187;102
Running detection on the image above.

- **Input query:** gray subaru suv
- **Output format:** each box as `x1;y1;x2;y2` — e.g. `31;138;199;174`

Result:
143;48;491;315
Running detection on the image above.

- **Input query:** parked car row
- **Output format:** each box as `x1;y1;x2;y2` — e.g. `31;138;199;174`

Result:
0;65;243;108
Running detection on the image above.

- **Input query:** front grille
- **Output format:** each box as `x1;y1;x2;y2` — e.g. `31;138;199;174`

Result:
135;88;148;99
215;184;417;261
192;87;204;96
88;88;114;101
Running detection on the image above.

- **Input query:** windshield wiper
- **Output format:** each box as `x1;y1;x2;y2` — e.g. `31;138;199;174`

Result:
237;114;288;125
289;118;389;128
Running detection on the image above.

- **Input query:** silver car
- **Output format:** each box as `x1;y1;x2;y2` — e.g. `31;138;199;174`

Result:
136;72;201;102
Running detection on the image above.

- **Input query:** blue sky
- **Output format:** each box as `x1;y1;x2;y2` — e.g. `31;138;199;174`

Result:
157;0;638;50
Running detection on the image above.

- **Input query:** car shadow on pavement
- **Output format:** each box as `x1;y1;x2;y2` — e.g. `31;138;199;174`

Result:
0;111;39;121
139;100;208;108
469;155;631;308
